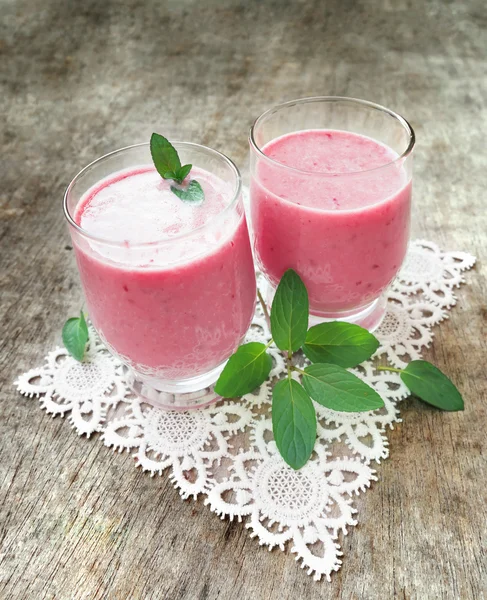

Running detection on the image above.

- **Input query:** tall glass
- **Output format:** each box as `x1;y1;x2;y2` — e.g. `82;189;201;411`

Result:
249;97;414;331
64;143;256;410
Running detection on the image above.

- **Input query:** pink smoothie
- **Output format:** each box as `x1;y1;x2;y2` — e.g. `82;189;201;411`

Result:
73;166;256;380
250;129;412;314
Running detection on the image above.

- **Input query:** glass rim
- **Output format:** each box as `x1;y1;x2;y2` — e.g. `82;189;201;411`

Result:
63;141;243;249
249;96;416;177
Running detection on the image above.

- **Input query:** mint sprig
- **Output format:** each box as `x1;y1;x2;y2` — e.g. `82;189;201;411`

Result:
62;311;89;361
150;133;205;203
216;269;465;470
61;274;464;468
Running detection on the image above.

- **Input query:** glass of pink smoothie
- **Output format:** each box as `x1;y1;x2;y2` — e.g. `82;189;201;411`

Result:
249;97;415;331
64;142;256;410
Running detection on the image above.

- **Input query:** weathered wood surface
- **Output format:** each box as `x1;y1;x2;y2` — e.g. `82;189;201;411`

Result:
1;0;486;598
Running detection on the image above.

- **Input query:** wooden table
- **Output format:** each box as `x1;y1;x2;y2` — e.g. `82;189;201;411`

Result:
1;0;486;598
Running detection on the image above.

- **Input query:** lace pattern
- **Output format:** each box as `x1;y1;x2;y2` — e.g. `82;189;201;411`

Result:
15;240;475;581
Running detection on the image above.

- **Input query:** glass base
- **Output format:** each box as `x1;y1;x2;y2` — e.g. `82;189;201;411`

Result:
263;281;387;332
307;295;387;331
127;362;225;411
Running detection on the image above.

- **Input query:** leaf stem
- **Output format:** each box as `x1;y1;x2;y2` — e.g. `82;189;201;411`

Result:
257;288;271;324
291;365;306;376
376;366;404;374
286;350;293;378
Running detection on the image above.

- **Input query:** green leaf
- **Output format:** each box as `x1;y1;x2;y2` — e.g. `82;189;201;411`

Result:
215;342;272;398
272;377;316;470
150;133;181;179
175;163;192;183
302;363;384;412
303;322;380;368
270;269;309;352
171;180;205;205
62;311;89;362
401;360;464;411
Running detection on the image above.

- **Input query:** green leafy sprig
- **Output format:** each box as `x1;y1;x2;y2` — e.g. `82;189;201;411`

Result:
215;269;464;470
60;273;464;468
150;133;204;204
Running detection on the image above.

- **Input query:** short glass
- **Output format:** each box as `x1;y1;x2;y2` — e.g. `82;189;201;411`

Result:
249;96;415;331
64;143;256;410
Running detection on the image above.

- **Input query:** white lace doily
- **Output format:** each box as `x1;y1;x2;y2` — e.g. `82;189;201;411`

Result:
15;240;475;581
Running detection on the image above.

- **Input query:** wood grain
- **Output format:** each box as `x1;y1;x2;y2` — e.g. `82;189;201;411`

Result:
0;0;486;598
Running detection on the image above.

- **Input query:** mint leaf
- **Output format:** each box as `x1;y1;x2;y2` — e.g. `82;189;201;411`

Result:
62;311;89;362
215;342;272;398
401;360;464;411
150;133;181;179
302;363;384;412
175;164;192;183
149;134;203;202
272;377;316;470
303;322;379;368
171;180;205;205
270;269;309;352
